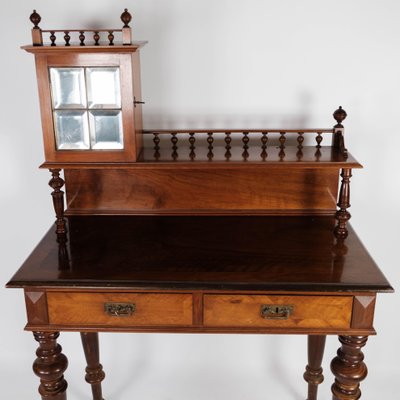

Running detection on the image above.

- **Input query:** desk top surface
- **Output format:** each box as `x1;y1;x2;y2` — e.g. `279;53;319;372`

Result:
7;216;392;292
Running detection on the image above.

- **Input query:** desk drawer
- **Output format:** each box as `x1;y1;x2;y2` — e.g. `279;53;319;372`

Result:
204;295;352;329
47;292;193;326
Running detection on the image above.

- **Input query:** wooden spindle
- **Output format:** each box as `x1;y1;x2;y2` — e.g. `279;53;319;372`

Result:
314;147;322;161
261;131;268;160
296;132;304;160
242;132;249;160
79;31;85;46
93;31;100;45
108;31;115;45
297;132;304;148
64;31;71;46
153;133;160;160
278;132;286;160
189;132;196;160
316;132;323;147
334;168;352;238
279;132;286;148
207;132;214;160
224;132;232;160
171;132;178;160
207;132;214;149
50;31;56;46
315;130;323;159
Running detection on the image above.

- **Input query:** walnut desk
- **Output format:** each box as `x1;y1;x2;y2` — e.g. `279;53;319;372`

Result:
7;214;392;400
7;9;392;400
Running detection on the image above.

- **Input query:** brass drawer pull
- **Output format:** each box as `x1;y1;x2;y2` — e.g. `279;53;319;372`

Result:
104;302;136;317
260;304;294;320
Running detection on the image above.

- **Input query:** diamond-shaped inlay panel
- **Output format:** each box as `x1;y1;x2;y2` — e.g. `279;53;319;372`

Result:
351;296;376;329
25;291;49;325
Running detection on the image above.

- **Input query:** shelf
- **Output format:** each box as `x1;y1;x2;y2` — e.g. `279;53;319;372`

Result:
41;146;362;169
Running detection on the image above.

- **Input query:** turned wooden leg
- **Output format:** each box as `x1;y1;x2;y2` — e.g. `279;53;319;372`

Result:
304;335;326;400
330;335;368;400
33;331;68;400
81;332;105;400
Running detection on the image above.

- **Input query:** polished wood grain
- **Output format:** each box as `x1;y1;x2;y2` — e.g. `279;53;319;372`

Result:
7;216;392;293
22;290;376;335
47;292;193;326
64;168;339;215
203;295;352;328
304;335;326;400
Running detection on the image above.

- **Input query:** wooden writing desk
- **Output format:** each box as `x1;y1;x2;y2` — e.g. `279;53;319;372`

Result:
7;9;393;400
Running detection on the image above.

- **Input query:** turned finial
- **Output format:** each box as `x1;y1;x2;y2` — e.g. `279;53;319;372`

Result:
121;8;132;27
30;10;41;27
333;106;347;127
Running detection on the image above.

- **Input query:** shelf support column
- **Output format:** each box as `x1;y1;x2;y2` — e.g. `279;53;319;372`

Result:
334;168;352;238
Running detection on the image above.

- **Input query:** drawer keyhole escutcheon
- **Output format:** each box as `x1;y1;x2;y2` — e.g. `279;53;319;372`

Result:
104;302;136;317
260;304;294;320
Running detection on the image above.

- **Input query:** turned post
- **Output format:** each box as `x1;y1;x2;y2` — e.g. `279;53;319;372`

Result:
332;106;348;158
30;10;43;45
304;335;327;400
331;335;368;400
33;331;68;400
121;8;132;44
48;169;67;236
48;169;70;268
334;168;352;238
81;332;106;400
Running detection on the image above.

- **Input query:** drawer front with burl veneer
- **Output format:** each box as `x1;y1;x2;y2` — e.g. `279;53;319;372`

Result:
47;292;193;327
203;295;353;329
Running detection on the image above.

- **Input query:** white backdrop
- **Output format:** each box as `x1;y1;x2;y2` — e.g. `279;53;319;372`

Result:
1;1;399;399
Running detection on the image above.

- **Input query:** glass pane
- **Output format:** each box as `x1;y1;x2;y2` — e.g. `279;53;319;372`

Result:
86;67;121;109
54;111;90;150
89;110;123;149
50;68;86;109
